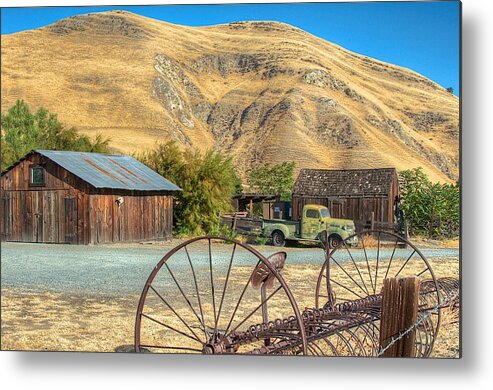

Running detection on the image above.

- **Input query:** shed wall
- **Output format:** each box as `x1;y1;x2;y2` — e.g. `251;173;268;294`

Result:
88;194;173;244
1;153;174;244
292;171;400;229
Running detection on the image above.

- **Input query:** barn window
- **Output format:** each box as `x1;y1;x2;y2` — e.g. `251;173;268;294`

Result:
30;165;45;186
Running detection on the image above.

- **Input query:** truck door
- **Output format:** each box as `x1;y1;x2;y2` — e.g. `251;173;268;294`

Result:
301;207;321;239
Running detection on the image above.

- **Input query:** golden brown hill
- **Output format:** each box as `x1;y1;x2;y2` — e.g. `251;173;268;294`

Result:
1;10;459;182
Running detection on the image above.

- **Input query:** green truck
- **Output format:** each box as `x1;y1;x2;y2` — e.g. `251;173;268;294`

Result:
261;204;358;248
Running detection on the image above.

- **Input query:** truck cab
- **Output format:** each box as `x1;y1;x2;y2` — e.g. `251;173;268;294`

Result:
263;204;358;248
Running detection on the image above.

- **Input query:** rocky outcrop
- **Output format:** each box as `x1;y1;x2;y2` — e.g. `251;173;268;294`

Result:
302;69;365;102
48;12;147;39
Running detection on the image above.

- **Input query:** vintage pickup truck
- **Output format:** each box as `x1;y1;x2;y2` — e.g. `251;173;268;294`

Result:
262;204;358;248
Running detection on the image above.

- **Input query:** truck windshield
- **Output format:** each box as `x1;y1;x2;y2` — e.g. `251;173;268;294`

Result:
321;209;329;218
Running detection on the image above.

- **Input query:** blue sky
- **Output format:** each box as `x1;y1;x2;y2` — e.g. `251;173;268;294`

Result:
1;2;460;95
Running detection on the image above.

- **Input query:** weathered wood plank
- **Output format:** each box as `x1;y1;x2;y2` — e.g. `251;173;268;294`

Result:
379;277;420;358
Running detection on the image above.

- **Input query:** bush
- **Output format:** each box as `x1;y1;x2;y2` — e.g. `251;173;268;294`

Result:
255;236;268;246
137;141;241;235
399;167;459;239
247;162;295;201
1;100;109;170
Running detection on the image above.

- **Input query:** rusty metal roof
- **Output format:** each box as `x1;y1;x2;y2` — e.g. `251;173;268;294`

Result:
36;150;181;192
293;168;397;197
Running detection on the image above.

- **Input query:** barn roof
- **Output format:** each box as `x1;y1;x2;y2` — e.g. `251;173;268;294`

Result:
293;168;396;197
3;150;181;192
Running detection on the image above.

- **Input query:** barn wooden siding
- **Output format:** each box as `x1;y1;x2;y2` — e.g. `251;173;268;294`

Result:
1;152;175;244
292;168;399;229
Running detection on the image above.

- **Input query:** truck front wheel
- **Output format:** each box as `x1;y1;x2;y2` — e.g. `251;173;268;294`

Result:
328;235;342;249
271;231;286;247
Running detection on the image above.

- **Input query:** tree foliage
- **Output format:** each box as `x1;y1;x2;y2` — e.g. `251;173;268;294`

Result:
1;100;109;170
137;141;241;235
247;162;295;201
399;167;460;239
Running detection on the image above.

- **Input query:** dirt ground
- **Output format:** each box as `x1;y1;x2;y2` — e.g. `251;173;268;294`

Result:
1;256;460;357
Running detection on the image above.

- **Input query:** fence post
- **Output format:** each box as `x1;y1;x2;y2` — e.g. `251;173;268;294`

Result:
232;213;237;233
379;276;420;357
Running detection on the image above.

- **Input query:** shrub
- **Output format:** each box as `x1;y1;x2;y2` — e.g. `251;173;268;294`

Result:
1;100;109;170
255;236;268;246
137;141;241;235
399;167;459;239
247;161;295;201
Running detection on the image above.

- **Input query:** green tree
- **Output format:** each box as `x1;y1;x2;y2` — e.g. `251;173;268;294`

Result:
399;167;459;239
447;87;454;94
247;162;295;201
1;100;109;170
137;141;240;235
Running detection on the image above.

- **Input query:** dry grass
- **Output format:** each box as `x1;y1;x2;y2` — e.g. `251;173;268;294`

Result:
359;233;378;248
1;256;459;357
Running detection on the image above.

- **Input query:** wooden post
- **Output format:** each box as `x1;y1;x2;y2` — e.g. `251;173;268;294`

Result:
379;277;420;357
232;213;237;233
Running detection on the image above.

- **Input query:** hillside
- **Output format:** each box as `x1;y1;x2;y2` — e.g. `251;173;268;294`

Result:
0;10;459;182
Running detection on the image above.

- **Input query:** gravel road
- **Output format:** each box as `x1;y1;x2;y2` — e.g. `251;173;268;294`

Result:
1;241;459;295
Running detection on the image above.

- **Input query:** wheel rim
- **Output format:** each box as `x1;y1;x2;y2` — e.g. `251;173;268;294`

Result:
135;236;307;355
330;237;340;249
273;233;283;246
313;230;441;357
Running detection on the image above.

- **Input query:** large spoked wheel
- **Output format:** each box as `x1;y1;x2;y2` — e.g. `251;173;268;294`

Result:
135;236;307;355
314;230;442;357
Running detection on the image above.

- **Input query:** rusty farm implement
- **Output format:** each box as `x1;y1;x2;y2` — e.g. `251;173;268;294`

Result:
134;230;458;357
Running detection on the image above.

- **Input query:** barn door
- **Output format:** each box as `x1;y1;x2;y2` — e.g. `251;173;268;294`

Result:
331;202;344;219
35;213;43;243
1;193;12;240
64;196;78;244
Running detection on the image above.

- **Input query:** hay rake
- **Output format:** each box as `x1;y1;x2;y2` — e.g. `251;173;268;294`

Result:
135;230;456;357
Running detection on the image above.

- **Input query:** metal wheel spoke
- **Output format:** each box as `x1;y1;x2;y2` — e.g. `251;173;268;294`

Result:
330;254;369;297
139;344;203;352
329;278;364;300
374;232;380;294
361;237;375;294
384;238;399;281
394;250;416;277
343;242;370;296
215;243;236;332
208;238;218;335
184;245;208;339
228;286;283;336
416;268;429;277
140;313;202;344
164;262;205;334
222;262;260;338
149;285;203;342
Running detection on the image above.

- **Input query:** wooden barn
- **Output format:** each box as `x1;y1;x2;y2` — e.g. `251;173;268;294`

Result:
292;168;400;231
1;150;181;244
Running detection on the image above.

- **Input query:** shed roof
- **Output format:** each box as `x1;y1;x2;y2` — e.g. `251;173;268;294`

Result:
3;150;181;192
293;168;397;197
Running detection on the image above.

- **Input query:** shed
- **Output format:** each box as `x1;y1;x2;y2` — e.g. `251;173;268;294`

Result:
292;168;400;230
1;150;181;244
232;193;280;218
